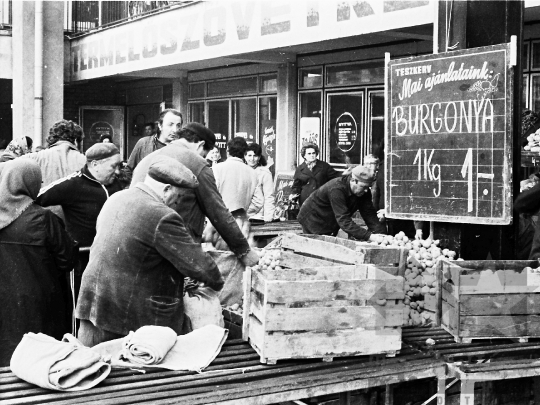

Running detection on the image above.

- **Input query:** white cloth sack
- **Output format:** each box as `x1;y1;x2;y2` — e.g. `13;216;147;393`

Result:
92;324;228;372
10;333;111;391
183;286;225;329
120;325;177;366
207;250;246;307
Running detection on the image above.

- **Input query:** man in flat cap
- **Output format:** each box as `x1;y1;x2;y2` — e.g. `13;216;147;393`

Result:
76;155;224;346
297;165;387;242
36;143;123;303
132;122;260;267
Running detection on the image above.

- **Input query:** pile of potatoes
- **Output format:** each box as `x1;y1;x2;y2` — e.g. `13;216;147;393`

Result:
224;249;283;316
371;232;460;326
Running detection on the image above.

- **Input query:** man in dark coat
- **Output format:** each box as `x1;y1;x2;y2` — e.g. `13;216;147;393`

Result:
76;155;224;347
297;165;387;242
514;180;540;259
291;143;340;206
132;123;260;267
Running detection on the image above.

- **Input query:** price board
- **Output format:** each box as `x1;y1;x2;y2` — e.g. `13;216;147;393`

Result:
385;43;514;225
273;171;295;220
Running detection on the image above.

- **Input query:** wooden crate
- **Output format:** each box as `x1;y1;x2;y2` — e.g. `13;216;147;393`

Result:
441;259;540;343
242;264;405;364
297;234;408;276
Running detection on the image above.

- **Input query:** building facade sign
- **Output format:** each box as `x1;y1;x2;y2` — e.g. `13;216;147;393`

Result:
69;0;432;81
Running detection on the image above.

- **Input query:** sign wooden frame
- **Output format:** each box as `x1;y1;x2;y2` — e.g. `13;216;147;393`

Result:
385;43;514;225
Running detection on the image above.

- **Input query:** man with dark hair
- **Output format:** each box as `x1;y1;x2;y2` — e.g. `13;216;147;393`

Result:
213;137;257;215
26;119;86;187
131;124;260;267
144;122;156;137
127;109;183;170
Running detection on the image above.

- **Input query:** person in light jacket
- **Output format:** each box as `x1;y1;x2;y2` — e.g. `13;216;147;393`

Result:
245;142;275;223
291;143;341;207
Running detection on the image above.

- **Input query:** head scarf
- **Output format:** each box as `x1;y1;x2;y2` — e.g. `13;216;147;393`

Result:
0;158;42;230
1;137;30;160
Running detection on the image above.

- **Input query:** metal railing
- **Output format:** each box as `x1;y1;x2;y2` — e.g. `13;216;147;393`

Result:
0;0;11;29
1;1;196;34
65;1;197;35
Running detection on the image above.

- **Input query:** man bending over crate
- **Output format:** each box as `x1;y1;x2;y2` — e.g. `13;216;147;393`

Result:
297;165;386;243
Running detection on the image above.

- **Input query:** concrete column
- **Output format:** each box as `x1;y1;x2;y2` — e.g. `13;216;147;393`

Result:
12;1;35;142
173;71;188;124
42;1;65;142
276;62;297;172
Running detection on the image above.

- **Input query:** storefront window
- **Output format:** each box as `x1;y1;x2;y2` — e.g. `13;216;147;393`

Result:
207;100;230;160
232;98;257;143
327;92;364;166
260;75;277;93
189;102;205;125
524;42;530;72
326;61;384;86
523;75;529;109
207;77;257;97
189;83;205;99
299;67;323;88
369;91;384;162
298;92;322;161
259;97;277;175
533;41;540;71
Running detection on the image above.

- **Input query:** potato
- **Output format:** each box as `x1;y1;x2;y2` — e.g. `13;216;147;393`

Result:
410;301;418;309
376;299;387;306
421;286;430;295
429;287;437;295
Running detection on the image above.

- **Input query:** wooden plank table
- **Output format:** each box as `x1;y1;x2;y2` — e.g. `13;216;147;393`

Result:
402;326;540;405
0;339;447;405
250;221;303;238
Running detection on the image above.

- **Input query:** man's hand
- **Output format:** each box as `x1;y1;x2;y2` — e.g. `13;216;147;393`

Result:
415;229;423;240
240;250;260;267
376;209;386;221
289;193;300;201
368;233;385;243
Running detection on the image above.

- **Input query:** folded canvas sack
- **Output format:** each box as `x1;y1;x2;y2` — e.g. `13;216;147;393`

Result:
120;325;177;365
10;333;111;391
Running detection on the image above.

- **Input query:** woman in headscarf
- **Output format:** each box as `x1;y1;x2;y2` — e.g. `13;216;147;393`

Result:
0;137;32;163
0;158;77;366
245;142;276;223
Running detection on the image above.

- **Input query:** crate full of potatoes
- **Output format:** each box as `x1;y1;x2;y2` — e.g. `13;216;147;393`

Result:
242;248;405;364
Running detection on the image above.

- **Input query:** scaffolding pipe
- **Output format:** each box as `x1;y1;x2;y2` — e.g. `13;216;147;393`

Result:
34;0;43;147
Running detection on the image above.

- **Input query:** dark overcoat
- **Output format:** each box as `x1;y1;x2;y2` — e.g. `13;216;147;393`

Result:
291;160;341;206
0;204;76;366
297;175;386;241
76;184;224;336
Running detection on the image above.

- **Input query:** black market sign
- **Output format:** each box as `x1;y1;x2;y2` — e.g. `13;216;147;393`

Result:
385;43;513;225
336;112;357;152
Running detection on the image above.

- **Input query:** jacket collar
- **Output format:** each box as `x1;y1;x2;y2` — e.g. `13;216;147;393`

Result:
49;140;79;151
228;157;244;163
135;182;166;204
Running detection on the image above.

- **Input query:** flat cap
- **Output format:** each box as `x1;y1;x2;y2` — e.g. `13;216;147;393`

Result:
148;155;199;189
183;122;216;148
351;165;377;184
85;143;119;162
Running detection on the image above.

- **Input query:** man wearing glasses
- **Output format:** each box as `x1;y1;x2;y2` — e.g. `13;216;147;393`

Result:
297;165;386;242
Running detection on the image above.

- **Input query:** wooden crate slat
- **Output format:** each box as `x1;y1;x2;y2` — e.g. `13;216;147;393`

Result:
459;294;540;316
260;265;364;281
260;328;402;360
280;233;362;264
459;315;540;337
263;306;404;331
278;250;336;268
264;278;404;303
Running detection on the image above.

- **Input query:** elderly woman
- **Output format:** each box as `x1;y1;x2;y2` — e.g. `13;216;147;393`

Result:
0;137;32;163
291;143;340;206
0;159;77;366
245;142;276;223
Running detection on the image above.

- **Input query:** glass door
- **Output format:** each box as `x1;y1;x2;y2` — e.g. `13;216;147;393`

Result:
231;98;257;143
326;91;364;167
207;100;230;160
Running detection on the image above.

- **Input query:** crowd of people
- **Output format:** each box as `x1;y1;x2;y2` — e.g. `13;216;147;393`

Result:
0;107;393;365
